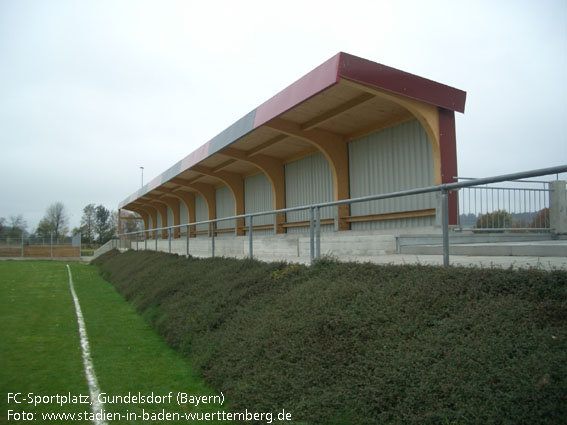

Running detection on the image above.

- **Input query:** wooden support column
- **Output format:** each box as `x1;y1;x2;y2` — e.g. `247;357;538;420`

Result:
265;118;351;231
118;209;122;238
220;147;286;233
185;182;216;236
439;108;459;225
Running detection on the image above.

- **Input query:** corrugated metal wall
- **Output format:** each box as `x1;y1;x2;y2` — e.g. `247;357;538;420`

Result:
215;186;235;230
285;152;334;233
245;173;273;234
180;202;189;225
194;194;208;236
167;205;174;228
349;119;436;230
156;211;162;238
141;120;436;237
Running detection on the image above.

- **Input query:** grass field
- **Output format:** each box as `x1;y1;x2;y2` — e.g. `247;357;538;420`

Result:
0;261;230;424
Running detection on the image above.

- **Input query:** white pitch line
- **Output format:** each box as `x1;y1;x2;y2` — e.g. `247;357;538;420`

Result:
66;264;108;425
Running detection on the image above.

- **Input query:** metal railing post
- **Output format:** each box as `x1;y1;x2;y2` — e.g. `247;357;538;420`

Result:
168;228;171;253
50;232;53;258
21;230;24;258
309;207;314;264
211;222;215;258
315;206;321;259
144;232;147;250
155;229;158;251
334;207;339;232
441;189;450;267
186;225;190;256
273;213;277;234
249;215;253;259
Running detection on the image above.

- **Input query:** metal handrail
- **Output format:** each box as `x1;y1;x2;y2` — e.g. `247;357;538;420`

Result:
119;164;567;266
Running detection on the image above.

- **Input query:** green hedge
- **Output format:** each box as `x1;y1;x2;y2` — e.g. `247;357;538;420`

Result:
94;250;567;424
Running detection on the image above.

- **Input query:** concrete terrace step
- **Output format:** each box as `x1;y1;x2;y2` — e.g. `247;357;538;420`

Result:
401;240;567;257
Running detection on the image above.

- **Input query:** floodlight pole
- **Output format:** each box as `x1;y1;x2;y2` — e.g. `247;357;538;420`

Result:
140;166;144;188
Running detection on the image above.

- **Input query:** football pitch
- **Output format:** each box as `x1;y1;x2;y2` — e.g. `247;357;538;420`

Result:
0;261;229;424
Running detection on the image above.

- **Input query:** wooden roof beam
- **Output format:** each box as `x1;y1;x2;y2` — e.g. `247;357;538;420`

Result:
247;134;288;157
170;176;203;188
300;92;374;131
212;159;237;172
265;117;345;145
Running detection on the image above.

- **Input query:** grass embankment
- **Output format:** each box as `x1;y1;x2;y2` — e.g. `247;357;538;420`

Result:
94;250;567;425
1;261;228;424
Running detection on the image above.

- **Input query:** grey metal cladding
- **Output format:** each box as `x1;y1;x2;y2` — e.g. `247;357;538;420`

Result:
161;160;183;184
167;206;174;228
285;152;335;233
180;202;189;225
349;119;436;230
215;186;236;230
244;173;274;227
208;110;257;155
195;194;208;235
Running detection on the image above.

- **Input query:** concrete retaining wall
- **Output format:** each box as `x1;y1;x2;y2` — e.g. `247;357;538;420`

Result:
125;226;440;262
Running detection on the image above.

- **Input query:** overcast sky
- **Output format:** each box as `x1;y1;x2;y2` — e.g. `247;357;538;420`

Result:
1;0;566;232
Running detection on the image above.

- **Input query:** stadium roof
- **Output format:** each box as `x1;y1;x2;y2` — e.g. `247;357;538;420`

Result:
119;52;466;211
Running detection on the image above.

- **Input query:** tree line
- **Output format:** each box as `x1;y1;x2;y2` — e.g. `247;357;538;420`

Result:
1;202;141;247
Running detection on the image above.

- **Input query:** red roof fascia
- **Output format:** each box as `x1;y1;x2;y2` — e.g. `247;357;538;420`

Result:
338;52;466;113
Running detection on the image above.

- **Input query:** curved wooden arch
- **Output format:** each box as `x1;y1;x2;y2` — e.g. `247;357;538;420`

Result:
131;203;158;239
168;190;196;237
340;80;443;184
265;118;351;230
191;166;245;235
339;80;458;223
220;147;286;233
152;196;181;238
125;207;149;233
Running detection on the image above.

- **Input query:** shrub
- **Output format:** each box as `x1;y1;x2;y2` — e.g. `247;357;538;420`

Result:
475;209;513;229
530;208;550;228
95;250;567;424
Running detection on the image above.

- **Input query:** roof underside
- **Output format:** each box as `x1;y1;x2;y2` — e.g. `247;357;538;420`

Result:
121;52;466;210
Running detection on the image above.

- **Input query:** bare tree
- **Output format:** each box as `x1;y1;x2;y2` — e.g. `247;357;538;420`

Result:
37;202;69;239
0;215;27;238
8;214;27;238
9;214;27;231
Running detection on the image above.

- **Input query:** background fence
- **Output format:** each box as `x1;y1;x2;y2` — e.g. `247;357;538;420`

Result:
457;178;551;231
0;233;81;258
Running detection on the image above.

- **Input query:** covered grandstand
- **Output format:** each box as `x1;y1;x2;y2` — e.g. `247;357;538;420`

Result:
117;52;466;253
